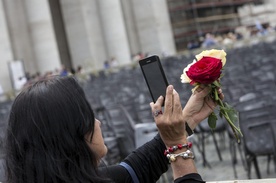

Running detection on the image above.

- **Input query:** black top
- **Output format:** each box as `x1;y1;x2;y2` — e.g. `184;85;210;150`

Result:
100;134;205;183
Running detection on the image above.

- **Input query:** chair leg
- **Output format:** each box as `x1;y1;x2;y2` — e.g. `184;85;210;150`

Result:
193;133;211;168
201;133;207;167
267;155;271;174
253;157;261;179
211;133;223;161
237;143;247;171
201;133;211;168
246;157;252;179
274;155;276;173
229;140;238;178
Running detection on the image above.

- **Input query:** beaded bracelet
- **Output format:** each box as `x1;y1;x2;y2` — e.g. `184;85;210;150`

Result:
164;142;192;156
166;149;195;163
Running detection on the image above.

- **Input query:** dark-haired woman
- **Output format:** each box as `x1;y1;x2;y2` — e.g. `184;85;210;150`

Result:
5;76;222;183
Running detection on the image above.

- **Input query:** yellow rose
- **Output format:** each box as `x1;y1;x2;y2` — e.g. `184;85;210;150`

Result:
180;59;196;83
195;49;227;66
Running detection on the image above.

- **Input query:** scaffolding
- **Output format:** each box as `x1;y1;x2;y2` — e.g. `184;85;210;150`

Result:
167;0;264;51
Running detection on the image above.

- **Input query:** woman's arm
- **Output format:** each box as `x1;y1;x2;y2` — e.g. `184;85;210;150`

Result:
100;134;168;183
151;85;199;180
150;85;222;182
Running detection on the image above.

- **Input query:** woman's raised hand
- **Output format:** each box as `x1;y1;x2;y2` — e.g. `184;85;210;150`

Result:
150;85;187;147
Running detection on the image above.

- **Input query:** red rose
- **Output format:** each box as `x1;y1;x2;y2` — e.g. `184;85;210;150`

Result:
186;56;222;85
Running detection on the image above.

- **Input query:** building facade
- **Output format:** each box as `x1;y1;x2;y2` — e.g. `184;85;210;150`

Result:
0;0;176;93
167;0;266;51
0;0;275;94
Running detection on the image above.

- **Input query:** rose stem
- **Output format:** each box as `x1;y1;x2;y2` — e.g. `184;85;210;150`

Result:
213;88;242;142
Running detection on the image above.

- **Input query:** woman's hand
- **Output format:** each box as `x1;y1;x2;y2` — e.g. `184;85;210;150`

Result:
182;85;224;129
150;85;187;147
150;85;199;179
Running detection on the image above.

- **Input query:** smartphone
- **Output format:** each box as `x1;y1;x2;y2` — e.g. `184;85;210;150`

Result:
139;55;169;105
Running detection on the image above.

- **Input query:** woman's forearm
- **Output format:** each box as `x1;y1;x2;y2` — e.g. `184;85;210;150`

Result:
164;137;198;180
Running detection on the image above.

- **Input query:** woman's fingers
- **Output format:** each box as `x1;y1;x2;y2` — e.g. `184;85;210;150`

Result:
163;85;174;116
150;96;164;119
150;85;183;120
205;96;217;111
218;88;224;100
172;89;182;117
150;85;185;126
194;85;211;98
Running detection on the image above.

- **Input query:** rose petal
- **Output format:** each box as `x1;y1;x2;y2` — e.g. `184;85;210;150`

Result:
186;56;222;84
180;59;196;83
196;49;226;66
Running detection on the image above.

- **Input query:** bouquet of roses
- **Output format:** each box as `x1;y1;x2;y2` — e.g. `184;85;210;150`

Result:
180;49;242;142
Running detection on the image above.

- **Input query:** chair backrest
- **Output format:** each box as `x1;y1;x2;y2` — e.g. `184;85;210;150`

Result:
234;94;275;112
134;123;158;148
104;104;136;158
239;105;276;156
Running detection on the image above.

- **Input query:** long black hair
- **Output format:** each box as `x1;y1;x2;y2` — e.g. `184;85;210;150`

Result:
5;76;112;183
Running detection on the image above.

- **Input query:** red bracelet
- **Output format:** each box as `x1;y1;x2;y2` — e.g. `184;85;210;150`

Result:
164;142;192;156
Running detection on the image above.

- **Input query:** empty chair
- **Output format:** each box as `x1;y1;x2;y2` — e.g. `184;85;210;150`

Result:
239;104;276;179
103;104;136;160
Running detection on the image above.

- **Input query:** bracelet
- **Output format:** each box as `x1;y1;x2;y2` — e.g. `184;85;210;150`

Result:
164;142;192;156
166;149;195;162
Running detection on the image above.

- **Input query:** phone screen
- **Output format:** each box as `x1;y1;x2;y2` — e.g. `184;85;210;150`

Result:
139;55;168;104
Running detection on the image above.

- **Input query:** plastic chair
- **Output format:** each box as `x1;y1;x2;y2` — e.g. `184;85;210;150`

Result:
103;104;136;160
239;105;276;179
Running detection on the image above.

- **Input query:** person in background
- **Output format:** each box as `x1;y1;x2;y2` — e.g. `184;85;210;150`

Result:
104;60;110;70
5;76;223;183
60;65;69;76
201;33;217;48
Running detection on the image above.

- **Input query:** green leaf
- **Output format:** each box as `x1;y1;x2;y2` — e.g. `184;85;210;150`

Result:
222;103;239;126
208;112;218;129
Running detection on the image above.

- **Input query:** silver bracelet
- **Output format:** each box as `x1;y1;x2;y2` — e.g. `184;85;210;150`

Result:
166;149;195;163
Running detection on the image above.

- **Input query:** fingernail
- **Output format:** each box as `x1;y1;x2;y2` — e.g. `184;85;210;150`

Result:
168;85;173;90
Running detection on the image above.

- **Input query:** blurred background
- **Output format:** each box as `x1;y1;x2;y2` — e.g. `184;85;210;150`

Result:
0;0;276;182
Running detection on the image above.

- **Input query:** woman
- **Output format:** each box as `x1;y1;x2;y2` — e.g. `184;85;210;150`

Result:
5;76;222;183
